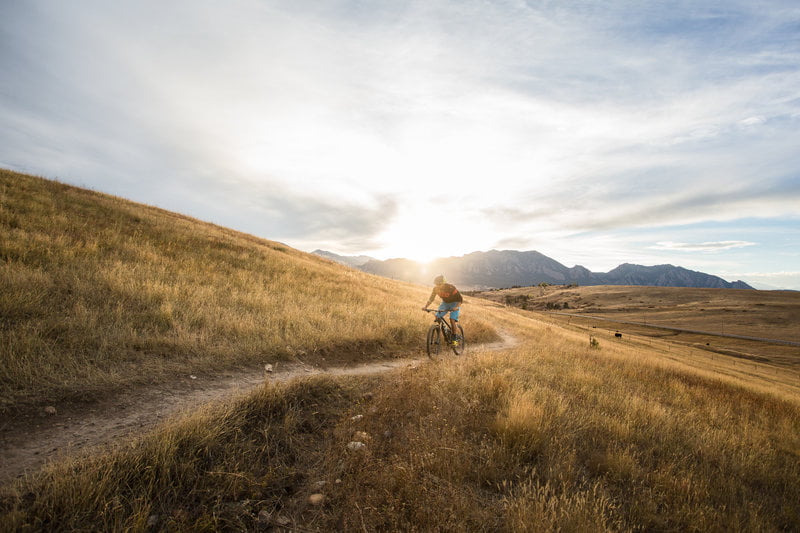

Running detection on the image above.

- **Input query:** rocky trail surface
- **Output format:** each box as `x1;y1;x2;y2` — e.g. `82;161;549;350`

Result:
1;334;517;485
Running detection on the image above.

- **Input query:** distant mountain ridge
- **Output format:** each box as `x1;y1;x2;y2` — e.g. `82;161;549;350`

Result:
314;249;754;290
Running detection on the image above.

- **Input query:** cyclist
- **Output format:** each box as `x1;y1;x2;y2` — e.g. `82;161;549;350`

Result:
423;275;463;344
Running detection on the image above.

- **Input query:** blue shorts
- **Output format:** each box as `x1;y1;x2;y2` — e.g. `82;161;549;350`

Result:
436;301;461;321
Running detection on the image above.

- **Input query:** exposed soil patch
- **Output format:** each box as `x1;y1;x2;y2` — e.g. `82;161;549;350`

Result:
0;359;409;485
0;334;517;485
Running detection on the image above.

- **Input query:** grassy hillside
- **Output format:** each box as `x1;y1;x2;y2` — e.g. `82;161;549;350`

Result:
0;170;498;412
2;169;799;531
2;313;798;531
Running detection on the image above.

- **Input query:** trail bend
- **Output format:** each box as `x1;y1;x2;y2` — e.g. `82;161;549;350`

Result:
0;333;517;485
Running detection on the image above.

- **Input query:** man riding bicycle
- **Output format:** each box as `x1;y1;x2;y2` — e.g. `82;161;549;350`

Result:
423;275;463;344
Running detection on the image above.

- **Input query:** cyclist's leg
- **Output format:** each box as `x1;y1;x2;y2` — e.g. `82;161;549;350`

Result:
449;305;461;337
435;302;452;340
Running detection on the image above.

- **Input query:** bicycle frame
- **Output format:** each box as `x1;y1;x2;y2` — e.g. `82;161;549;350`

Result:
433;314;453;337
424;308;465;356
424;309;454;335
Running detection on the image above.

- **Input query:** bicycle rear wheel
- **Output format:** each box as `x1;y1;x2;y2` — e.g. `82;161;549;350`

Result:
451;324;466;355
426;324;442;358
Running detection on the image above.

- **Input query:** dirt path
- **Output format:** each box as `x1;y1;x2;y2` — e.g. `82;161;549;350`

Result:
0;334;518;486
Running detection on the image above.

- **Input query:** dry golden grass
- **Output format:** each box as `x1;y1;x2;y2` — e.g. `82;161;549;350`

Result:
2;312;798;531
0;170;499;412
0;377;361;531
3;170;799;531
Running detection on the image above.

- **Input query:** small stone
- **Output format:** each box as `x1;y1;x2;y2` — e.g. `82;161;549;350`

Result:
275;515;291;526
347;441;366;451
308;493;325;505
43;406;57;416
264;364;274;373
350;414;363;421
189;375;197;380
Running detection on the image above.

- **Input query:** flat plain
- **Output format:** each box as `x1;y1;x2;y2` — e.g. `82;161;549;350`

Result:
473;284;800;394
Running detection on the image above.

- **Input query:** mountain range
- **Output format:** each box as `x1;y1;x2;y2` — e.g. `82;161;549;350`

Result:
313;249;754;290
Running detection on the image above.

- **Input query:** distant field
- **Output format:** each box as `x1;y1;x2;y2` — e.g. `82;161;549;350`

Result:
472;285;800;369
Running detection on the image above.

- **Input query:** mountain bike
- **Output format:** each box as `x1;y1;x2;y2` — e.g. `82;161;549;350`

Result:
423;309;465;357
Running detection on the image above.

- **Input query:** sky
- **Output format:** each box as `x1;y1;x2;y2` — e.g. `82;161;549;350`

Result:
1;1;799;289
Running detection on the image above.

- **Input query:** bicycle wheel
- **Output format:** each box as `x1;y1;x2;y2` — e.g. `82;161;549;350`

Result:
451;324;466;355
426;324;442;358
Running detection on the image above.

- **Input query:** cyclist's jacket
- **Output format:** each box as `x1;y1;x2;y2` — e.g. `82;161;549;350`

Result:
430;283;463;304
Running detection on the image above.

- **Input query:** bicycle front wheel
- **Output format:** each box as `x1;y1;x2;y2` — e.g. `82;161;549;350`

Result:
426;324;442;358
451;324;466;355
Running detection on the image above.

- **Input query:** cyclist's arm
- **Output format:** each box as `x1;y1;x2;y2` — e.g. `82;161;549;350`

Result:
424;287;437;308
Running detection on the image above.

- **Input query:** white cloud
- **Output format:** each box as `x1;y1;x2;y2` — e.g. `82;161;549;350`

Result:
1;0;799;285
722;271;800;291
742;270;800;277
650;241;757;252
740;116;767;126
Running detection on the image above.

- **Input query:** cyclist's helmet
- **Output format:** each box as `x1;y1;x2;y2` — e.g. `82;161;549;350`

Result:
434;275;445;285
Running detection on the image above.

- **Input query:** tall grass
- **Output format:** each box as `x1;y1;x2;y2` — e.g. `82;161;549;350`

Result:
321;325;799;531
0;377;361;531
0;170;498;411
2;313;798;531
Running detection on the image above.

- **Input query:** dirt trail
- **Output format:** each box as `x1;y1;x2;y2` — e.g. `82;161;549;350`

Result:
0;334;517;486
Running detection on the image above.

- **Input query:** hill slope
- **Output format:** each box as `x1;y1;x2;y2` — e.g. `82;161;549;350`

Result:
0;170;496;412
1;171;799;531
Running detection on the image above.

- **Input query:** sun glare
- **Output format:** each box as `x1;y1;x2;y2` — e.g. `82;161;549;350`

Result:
377;213;447;263
378;208;498;264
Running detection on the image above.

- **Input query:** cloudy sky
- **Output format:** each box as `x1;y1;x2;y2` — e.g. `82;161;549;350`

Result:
2;1;799;289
